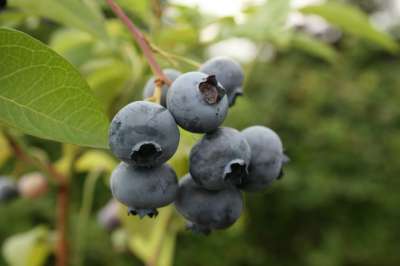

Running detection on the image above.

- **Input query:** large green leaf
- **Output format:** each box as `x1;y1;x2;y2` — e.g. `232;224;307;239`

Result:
9;0;108;41
300;3;399;53
0;28;109;148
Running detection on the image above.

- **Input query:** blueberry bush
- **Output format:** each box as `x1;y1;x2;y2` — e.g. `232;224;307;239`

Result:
0;0;399;266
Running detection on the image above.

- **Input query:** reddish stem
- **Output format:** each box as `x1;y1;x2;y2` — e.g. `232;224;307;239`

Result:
106;0;171;85
56;182;69;266
5;134;69;266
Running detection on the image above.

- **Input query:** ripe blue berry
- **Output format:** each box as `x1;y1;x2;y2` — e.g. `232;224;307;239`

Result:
174;174;243;234
0;177;19;202
166;72;229;133
110;162;178;218
143;69;181;107
189;127;251;190
109;101;180;167
239;126;289;191
199;56;244;106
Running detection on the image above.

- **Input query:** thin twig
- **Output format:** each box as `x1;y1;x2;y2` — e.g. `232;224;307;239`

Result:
5;133;69;266
106;0;171;86
56;182;69;266
150;43;201;68
5;133;65;183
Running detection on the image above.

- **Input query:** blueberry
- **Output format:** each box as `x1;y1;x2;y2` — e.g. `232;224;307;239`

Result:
166;72;229;133
97;199;121;231
174;174;243;234
143;69;181;107
110;162;178;218
199;56;244;106
0;177;19;203
109;101;180;167
239;126;289;191
189;127;251;190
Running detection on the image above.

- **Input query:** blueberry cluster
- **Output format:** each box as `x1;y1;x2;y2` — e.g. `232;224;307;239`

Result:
109;57;289;233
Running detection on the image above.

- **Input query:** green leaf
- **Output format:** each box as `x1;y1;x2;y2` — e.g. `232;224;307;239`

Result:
260;0;292;30
0;11;27;28
0;131;11;166
85;58;132;110
116;0;152;21
300;2;399;53
75;150;117;173
156;228;176;266
2;226;51;266
124;206;171;261
54;144;80;175
291;33;338;63
9;0;108;41
110;228;129;252
156;26;198;47
234;0;292;46
0;28;109;148
49;28;95;67
120;205;182;266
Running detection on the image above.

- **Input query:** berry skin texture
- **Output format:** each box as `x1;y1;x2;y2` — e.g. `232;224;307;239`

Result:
0;177;19;202
166;71;229;133
110;162;178;218
143;68;181;107
189;127;251;190
199;56;244;106
109;101;180;167
239;126;289;192
175;174;243;234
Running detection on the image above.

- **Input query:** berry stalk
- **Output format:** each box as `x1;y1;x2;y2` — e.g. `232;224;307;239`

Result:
106;0;171;87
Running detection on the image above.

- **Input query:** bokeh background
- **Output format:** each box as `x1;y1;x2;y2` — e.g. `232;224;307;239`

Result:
0;0;400;265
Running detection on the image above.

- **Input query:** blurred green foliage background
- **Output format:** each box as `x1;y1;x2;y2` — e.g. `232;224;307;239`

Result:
0;0;399;265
